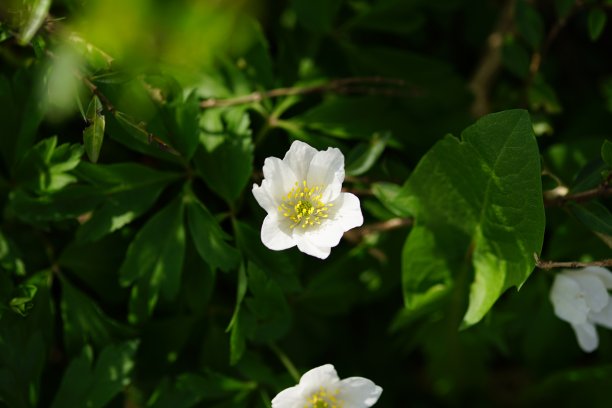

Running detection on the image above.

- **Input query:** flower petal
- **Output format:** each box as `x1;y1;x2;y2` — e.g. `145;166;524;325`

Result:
299;364;340;390
295;236;332;259
292;221;344;248
571;322;599;352
566;269;609;312
589;300;612;329
283;140;318;181
261;214;295;251
583;266;612;289
306;147;345;202
549;274;589;325
271;385;304;408
330;192;364;232
338;377;383;407
252;182;278;213
262;157;299;200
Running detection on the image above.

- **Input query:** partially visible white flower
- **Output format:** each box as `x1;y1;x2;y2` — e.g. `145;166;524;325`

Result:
252;141;363;259
272;364;382;408
549;266;612;352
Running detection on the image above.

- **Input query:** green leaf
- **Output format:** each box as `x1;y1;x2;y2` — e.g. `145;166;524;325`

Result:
227;265;248;365
516;1;544;49
372;182;414;218
588;8;607;41
185;194;240;272
13;136;84;195
402;110;545;326
119;197;186;323
345;132;390;176
0;70;45;170
51;341;138;408
194;108;254;205
232;220;301;293
568;201;612;248
602;139;612;166
83;96;105;163
244;262;291;343
60;276;134;355
8;284;37;317
502;37;531;79
147;372;256;408
16;0;51;46
74;162;179;242
0;230;26;276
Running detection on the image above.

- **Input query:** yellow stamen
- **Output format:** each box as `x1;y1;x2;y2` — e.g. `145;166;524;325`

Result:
279;180;330;229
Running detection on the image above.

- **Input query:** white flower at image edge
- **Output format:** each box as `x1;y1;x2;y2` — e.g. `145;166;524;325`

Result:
252;141;363;259
549;266;612;352
272;364;382;408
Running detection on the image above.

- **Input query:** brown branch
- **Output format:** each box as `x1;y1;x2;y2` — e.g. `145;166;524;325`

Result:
544;182;612;207
343;217;412;244
534;253;612;270
468;0;516;117
200;77;409;109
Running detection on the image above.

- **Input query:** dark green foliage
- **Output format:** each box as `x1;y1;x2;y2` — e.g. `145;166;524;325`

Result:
0;1;611;407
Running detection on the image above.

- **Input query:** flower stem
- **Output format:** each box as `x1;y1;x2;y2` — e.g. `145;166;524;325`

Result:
269;343;300;383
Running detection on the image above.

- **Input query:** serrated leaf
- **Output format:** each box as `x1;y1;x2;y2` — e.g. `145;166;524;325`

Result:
194;110;254;204
232;220;301;293
74;162;179;242
8;284;37;317
60;276;134;355
186;195;240;272
119;198;186;323
402;110;545;326
51;341;138;408
83;96;105;163
588;8;607;41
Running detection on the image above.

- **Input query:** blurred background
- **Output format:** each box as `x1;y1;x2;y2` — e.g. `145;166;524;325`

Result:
0;0;611;407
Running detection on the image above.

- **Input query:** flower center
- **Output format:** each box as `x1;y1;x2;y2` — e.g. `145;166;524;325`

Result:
305;387;343;408
278;181;332;229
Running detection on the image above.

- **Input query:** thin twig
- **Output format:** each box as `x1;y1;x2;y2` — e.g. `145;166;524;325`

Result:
534;253;612;270
45;49;180;156
544;181;612;207
344;217;412;243
468;0;516;117
200;77;409;109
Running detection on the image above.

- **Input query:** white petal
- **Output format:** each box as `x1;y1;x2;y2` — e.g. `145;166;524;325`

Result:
261;214;295;251
572;322;599;352
271;385;304;408
549;274;589;325
295;236;332;259
589;300;612;329
583;266;612;289
252;182;278;213
566;269;609;312
299;364;340;391
329;192;364;232
338;377;383;407
262;157;299;200
292;221;344;248
283;140;318;181
306;147;345;202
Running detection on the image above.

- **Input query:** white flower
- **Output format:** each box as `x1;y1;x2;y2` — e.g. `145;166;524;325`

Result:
252;141;363;259
549;266;612;352
272;364;382;408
